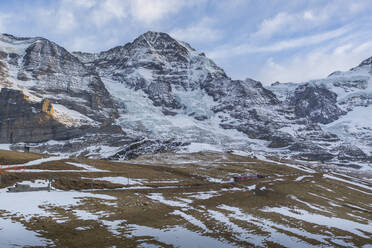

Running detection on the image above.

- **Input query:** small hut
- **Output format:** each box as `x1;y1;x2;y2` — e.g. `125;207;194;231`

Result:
233;174;263;182
24;144;41;153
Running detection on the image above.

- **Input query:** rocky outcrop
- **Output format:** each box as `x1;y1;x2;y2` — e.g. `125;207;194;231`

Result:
0;88;81;143
109;138;189;160
290;83;345;124
289;142;335;162
268;132;295;148
335;144;368;161
0;34;118;124
356;56;372;69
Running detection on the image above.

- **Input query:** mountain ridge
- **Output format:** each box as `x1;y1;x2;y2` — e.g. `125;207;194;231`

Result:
0;31;371;169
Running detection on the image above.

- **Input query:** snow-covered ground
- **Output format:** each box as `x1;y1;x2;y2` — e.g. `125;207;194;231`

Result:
65;162;108;172
0;218;51;248
0;144;11;150
0;180;117;247
0;183;116;221
83;176;144;185
127;224;238;248
53;104;99;127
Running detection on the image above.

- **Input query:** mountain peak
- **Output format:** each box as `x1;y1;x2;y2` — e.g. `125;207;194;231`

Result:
358;56;372;67
134;31;182;49
129;31;191;61
141;31;171;39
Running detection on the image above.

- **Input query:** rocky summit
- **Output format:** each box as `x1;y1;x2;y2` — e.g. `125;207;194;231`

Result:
0;32;371;168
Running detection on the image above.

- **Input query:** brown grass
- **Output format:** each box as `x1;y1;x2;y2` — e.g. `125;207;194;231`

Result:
0;150;47;165
0;150;371;247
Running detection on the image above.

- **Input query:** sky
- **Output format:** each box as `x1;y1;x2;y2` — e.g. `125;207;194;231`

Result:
1;0;372;85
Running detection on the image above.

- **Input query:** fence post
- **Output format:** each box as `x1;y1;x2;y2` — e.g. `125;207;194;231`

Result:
48;174;51;192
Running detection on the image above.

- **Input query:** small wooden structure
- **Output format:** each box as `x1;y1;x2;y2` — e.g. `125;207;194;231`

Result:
233;174;263;182
24;144;41;153
7;182;51;193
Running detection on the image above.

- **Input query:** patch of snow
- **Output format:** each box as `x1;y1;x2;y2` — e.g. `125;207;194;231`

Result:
127;224;237;248
186;191;220;200
262;207;372;239
345;186;372;196
83;177;144;185
0;144;11;150
53;104;99;127
65;162;108;172
172;210;208;232
146;193;189;208
0;186;116;222
230;150;253;157
295;175;313;182
0;217;52;247
184;143;223;153
246;185;256;191
289;195;330;213
73;209;101;221
150;180;180;184
206;177;233;183
3;156;67;170
13;179;51;188
102;220;125;236
219;204;349;247
323;174;371;191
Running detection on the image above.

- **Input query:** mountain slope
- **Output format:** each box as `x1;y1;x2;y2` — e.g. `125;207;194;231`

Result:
75;32;286;145
270;56;372;164
0;32;371;168
0;33;122;143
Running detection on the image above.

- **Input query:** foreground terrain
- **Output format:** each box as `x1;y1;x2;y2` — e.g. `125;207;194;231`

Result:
0;149;371;247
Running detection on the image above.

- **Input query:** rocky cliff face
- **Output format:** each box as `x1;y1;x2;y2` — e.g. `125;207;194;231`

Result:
290;83;345;124
0;34;118;125
0;88;81;143
76;32;285;145
1;32;371;167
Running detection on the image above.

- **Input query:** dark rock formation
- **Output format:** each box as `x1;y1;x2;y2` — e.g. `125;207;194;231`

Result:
336;144;368;161
0;88;81;143
268;132;295;148
290;83;345;124
109;138;189;160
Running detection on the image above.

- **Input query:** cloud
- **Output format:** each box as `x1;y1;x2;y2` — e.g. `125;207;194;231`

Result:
68;35;98;52
90;0;128;27
32;1;83;34
67;33;120;52
1;0;371;84
170;17;222;43
208;26;351;59
70;0;96;8
252;12;295;39
40;0;204;31
251;1;368;41
256;41;372;84
56;9;77;32
257;26;350;52
129;0;201;24
251;10;331;40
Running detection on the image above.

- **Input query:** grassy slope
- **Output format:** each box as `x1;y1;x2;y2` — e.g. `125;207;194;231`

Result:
0;150;371;248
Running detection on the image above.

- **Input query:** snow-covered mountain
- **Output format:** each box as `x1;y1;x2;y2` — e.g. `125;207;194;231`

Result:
269;57;372;165
0;31;371;168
